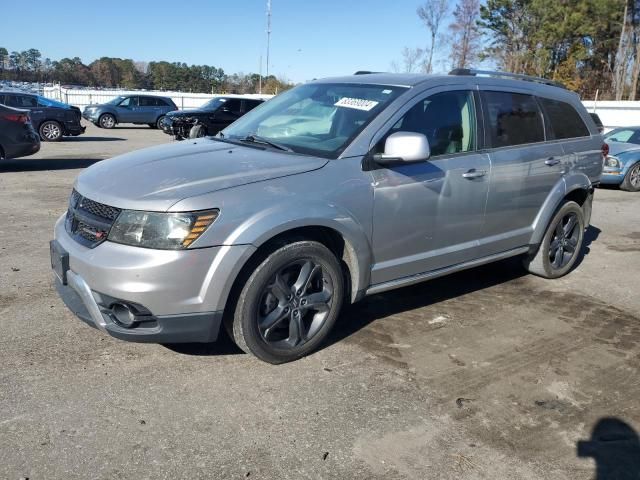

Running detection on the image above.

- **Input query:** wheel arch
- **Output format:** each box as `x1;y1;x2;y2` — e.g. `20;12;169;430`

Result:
38;118;64;133
621;156;640;174
99;110;118;124
530;173;592;246
227;222;369;307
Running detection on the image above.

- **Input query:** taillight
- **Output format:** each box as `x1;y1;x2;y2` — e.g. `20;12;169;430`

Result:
1;113;29;124
601;143;609;160
2;113;29;123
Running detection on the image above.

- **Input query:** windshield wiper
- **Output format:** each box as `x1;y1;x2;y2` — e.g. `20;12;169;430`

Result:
241;134;294;152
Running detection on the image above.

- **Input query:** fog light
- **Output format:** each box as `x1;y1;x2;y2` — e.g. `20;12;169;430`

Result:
111;303;138;328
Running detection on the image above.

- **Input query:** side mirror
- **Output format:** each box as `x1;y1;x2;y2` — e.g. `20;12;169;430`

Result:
374;132;430;165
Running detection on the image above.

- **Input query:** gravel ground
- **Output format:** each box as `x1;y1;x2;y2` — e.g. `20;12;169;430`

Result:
1;123;639;479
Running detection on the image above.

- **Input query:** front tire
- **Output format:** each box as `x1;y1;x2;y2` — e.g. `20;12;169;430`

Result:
621;163;640;192
228;241;344;364
39;120;63;142
523;201;585;279
189;124;207;139
99;113;116;129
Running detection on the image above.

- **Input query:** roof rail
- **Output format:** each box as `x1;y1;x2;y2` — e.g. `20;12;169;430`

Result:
449;68;566;89
353;71;382;75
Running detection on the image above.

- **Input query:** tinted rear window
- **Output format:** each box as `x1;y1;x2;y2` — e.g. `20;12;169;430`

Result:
540;98;590;139
244;100;262;112
139;96;163;106
483;91;545;148
4;94;37;108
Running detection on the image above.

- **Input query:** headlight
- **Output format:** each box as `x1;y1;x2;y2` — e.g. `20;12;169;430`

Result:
108;210;219;249
605;156;621;168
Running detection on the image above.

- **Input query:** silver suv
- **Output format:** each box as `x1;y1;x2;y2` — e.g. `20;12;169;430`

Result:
51;70;604;364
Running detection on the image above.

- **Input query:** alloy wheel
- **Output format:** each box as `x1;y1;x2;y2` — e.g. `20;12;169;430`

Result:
257;259;334;348
42;122;61;140
549;212;580;269
100;115;115;128
630;164;640;189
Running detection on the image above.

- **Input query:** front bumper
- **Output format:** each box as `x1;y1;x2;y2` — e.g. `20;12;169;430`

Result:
52;215;256;343
601;169;624;184
54;273;222;343
82;110;100;123
65;123;86;136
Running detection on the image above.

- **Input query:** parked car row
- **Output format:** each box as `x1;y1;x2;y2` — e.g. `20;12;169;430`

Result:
1;84;638;195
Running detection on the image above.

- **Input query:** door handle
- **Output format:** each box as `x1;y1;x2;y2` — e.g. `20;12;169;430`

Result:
462;169;487;179
545;158;561;166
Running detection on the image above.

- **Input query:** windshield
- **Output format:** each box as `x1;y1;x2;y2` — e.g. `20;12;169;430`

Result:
201;98;230;111
605;128;640;145
222;83;406;158
37;96;70;109
106;96;126;105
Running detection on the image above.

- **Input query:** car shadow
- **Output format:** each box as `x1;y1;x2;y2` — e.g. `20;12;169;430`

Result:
63;136;125;142
0;157;104;172
578;417;640;480
572;224;601;269
163;329;243;356
327;256;529;348
597;184;619;191
111;126;157;130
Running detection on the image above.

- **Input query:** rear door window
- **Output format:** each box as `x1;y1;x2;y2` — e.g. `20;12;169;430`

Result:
539;97;590;139
482;91;545;148
243;100;262;113
138;97;154;107
223;99;242;115
6;94;37;108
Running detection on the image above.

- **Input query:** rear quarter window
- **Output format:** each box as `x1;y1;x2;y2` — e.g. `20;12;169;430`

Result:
539;97;590;139
482;91;545;148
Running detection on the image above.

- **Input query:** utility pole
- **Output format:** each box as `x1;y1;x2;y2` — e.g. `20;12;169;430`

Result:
266;0;272;80
259;55;263;94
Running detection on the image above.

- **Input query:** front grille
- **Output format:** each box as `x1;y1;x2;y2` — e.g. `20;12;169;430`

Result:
79;197;121;221
65;189;121;248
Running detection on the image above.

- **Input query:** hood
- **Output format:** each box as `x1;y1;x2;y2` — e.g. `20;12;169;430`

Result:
75;138;328;211
167;108;212;117
607;141;640;157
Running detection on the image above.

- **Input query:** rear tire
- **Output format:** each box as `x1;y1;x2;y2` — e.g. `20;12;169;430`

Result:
228;241;344;364
620;163;640;192
99;113;116;129
39;120;63;142
523;201;585;279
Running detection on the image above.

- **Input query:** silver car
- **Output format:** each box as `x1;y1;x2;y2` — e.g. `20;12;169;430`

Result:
51;70;604;364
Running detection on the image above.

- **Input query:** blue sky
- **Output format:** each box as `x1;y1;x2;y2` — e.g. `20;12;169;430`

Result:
2;0;456;83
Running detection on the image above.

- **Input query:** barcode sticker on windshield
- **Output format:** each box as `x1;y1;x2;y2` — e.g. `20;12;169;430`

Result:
334;97;379;111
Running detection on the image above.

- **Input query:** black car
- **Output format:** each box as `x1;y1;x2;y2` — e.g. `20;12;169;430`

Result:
161;97;264;140
0;92;85;142
0;104;40;159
